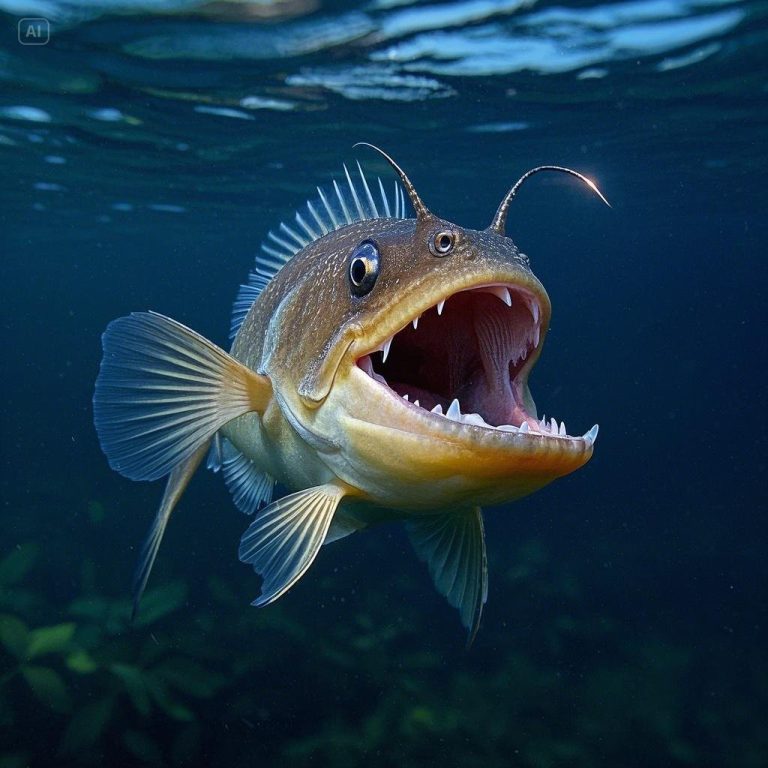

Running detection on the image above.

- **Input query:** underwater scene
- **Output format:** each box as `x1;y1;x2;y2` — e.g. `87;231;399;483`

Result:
1;0;766;765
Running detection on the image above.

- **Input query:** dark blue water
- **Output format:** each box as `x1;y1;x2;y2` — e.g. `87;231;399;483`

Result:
1;1;766;766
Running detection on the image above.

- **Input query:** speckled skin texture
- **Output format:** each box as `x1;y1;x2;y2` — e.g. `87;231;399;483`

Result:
222;212;593;515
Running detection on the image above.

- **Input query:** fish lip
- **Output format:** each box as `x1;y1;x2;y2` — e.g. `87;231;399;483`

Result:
351;280;597;447
350;364;598;449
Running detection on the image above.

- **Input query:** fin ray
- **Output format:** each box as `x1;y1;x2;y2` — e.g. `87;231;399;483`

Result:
131;442;209;620
378;177;391;218
344;164;366;220
221;438;274;514
295;211;319;241
230;163;408;339
239;485;344;606
279;221;308;249
334;179;353;224
306;201;329;235
230;269;271;339
407;508;488;644
267;231;298;255
94;312;270;481
318;187;340;229
357;161;379;218
207;432;223;472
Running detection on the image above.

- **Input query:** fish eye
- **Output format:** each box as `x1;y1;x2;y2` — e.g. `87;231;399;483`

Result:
348;240;380;297
429;230;455;256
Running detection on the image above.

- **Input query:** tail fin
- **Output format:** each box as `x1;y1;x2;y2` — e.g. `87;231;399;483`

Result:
93;311;271;618
130;441;209;621
93;311;270;481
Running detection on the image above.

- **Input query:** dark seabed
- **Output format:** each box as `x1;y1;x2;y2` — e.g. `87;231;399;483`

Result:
1;0;767;766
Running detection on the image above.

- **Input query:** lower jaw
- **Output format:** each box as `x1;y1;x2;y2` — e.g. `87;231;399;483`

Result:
343;372;588;453
337;408;593;510
383;381;572;438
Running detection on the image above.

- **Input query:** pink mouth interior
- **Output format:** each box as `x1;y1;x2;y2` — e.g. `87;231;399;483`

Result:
357;289;540;428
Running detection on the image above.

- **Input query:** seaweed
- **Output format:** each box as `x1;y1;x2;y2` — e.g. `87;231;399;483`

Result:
0;529;765;767
0;544;225;765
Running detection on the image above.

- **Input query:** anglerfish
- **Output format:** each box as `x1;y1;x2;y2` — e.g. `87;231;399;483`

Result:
94;144;608;640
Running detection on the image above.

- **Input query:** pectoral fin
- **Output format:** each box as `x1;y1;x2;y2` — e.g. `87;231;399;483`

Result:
239;484;345;606
93;312;271;481
407;507;488;644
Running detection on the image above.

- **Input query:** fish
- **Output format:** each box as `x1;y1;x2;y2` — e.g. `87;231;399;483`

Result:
93;144;608;641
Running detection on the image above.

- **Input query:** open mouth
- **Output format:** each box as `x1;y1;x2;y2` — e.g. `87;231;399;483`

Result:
356;285;597;444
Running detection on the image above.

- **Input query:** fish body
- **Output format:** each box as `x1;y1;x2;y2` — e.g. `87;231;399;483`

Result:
94;146;606;639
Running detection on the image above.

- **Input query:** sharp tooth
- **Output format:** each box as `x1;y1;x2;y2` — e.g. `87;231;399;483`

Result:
488;286;512;306
550;417;558;434
497;424;519;432
584;424;599;445
559;421;566;437
446;398;461;421
437;299;445;316
519;421;530;434
382;337;393;363
462;412;487;427
431;403;443;415
414;399;420;407
412;316;419;330
525;298;539;325
402;393;409;401
533;325;540;348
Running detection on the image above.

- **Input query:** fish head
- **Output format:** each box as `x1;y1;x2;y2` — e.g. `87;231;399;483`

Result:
259;148;604;510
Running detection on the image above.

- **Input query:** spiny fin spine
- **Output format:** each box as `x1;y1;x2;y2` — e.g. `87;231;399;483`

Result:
230;164;408;339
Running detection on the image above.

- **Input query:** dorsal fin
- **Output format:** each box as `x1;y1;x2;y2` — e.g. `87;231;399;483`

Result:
230;163;407;339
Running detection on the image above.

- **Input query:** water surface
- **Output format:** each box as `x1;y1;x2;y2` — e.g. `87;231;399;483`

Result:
1;1;766;766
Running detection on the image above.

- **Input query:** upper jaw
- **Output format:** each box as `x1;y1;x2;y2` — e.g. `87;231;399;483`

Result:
351;280;598;449
357;279;547;368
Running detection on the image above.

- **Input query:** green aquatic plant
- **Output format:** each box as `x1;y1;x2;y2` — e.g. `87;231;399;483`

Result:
0;543;45;617
0;544;228;765
0;615;77;713
1;525;765;767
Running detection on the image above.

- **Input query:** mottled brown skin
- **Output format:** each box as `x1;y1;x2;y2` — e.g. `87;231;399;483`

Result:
223;211;593;517
235;216;538;396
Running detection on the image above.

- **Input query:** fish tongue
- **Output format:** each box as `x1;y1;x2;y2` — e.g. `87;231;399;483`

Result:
472;306;516;410
470;303;537;427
